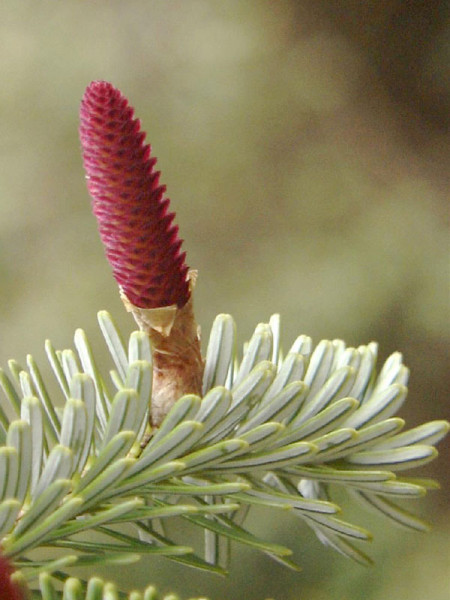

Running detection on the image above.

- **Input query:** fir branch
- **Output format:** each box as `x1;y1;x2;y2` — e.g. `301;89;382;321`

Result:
0;311;447;598
33;572;204;600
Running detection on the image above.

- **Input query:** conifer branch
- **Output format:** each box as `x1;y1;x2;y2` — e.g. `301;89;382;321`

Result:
0;81;447;599
0;311;448;597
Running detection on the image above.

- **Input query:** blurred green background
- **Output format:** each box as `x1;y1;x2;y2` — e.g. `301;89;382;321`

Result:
1;1;448;598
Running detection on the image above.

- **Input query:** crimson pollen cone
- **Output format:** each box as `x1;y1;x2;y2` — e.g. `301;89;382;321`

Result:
80;81;203;427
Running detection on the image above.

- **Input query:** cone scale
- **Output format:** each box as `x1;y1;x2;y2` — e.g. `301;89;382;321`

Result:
80;81;203;426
